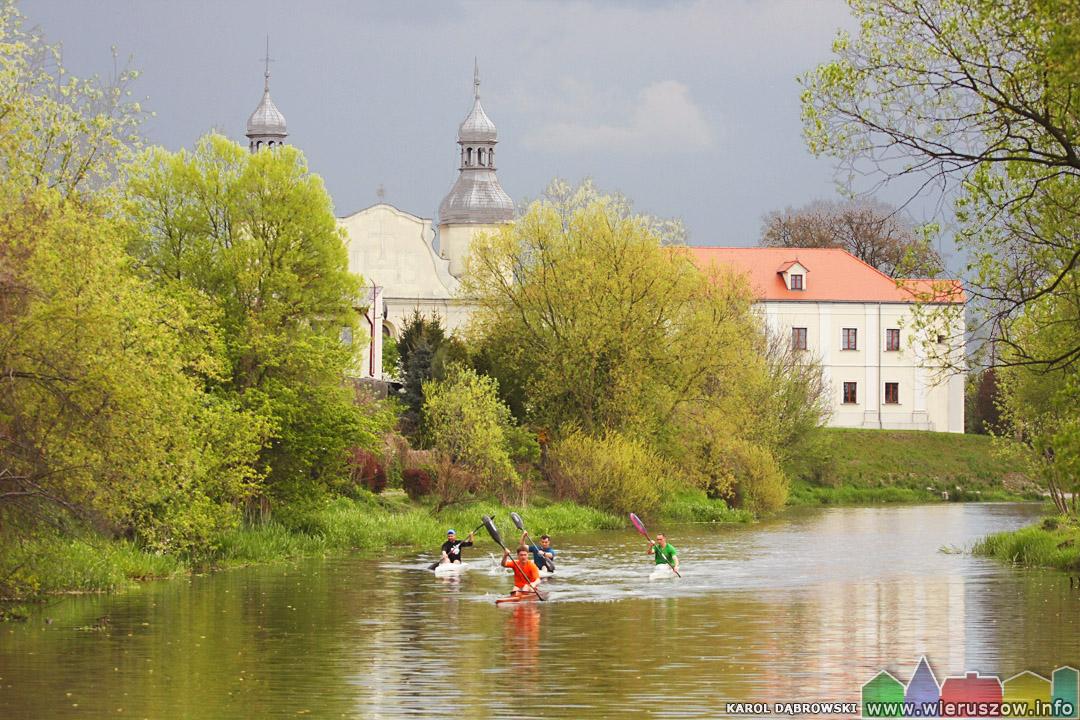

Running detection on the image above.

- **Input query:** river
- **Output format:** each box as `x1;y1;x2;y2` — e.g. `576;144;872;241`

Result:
1;503;1076;719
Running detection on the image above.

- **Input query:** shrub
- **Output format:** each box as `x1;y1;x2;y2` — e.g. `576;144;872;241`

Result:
722;440;788;514
430;453;481;511
547;430;666;515
346;448;387;494
422;364;520;495
402;467;434;500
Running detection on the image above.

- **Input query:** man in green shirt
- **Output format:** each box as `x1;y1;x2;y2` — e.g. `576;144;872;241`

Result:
649;533;679;573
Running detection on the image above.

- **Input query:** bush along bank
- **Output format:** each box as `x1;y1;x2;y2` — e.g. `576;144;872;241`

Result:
973;516;1080;572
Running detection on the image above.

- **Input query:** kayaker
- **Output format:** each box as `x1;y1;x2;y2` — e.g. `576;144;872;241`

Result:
440;528;474;565
648;533;679;573
501;545;541;596
522;532;556;572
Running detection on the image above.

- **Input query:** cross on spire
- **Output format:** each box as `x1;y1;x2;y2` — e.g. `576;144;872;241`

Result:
473;57;480;99
260;35;274;91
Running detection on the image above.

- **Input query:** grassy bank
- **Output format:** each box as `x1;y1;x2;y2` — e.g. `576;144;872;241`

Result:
1;489;745;609
973;517;1080;572
789;428;1039;506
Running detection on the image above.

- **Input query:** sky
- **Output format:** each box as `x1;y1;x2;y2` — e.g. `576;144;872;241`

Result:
21;0;889;249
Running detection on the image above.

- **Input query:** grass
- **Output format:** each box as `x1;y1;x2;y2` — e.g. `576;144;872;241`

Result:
789;428;1040;506
973;516;1080;571
1;493;627;602
1;536;187;597
659;490;754;523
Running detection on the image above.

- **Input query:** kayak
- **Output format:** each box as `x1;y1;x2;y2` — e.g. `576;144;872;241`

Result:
649;565;678;580
495;591;547;605
433;561;467;576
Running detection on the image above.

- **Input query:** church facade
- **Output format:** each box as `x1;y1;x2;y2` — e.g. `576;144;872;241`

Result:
336;62;513;379
245;59;966;433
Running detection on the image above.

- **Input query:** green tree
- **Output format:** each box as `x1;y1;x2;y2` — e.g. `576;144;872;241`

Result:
463;180;820;511
801;0;1079;369
124;135;373;500
422;365;521;506
397;310;466;437
0;3;261;562
801;0;1080;509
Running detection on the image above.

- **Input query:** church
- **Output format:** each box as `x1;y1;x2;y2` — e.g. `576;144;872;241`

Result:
244;59;966;433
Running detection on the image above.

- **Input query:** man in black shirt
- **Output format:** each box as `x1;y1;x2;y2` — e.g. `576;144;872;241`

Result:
440;528;474;565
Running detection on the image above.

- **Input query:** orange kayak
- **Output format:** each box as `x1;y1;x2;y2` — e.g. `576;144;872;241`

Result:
495;591;546;605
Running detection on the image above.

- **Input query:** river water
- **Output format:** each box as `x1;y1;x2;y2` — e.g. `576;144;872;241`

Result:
1;503;1076;719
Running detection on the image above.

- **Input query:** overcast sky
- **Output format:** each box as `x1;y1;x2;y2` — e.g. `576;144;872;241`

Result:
23;0;887;249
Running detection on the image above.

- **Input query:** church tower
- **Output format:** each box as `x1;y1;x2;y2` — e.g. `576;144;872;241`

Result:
246;37;287;152
437;60;514;278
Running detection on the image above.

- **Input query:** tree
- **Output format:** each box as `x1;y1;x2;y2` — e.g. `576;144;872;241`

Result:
463;180;825;509
801;0;1080;508
801;0;1080;369
396;310;466;437
995;291;1079;517
761;198;943;277
0;4;261;560
422;364;520;506
124;135;374;500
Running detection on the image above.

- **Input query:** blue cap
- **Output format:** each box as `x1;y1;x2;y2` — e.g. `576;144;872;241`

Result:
447;529;456;535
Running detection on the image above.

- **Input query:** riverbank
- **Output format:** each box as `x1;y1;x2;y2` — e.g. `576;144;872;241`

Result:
1;429;1034;613
0;489;748;614
789;428;1038;505
973;516;1080;572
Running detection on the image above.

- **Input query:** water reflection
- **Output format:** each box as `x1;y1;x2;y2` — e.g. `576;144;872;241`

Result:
0;503;1076;719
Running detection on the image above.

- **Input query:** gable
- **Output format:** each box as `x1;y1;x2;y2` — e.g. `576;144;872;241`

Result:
339;203;457;300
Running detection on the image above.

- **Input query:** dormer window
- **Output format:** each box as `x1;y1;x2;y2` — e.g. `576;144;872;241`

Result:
777;260;809;291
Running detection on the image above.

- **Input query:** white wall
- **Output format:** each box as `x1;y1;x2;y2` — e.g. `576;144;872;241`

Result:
760;300;965;433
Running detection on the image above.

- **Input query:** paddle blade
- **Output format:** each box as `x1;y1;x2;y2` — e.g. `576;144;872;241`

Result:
629;512;648;537
482;515;504;548
510;511;525;531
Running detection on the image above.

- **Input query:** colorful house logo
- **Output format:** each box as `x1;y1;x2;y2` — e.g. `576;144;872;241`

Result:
862;660;1079;719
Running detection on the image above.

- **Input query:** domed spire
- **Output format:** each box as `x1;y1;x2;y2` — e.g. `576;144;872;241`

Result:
246;36;287;152
458;58;497;143
438;60;514;278
439;60;513;228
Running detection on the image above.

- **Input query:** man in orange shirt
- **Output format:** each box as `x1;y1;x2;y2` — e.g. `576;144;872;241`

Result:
501;545;541;597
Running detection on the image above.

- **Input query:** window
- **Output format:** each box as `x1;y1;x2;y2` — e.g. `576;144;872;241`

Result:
884;382;899;404
843;382;858;404
842;328;858;350
792;327;808;351
790;274;804;290
886;328;900;351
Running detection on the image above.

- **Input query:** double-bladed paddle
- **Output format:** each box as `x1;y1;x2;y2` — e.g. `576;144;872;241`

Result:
429;519;487;571
510;511;555;573
630;512;681;577
482;515;547;601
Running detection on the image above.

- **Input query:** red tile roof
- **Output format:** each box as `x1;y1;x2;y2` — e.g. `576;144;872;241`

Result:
684;246;965;304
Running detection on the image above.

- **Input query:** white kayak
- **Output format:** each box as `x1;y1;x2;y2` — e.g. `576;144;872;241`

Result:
433;561;468;576
649;565;678;580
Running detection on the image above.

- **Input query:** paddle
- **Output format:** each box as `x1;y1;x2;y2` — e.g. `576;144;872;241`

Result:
429;519;486;571
482;514;547;601
629;512;681;578
510;511;555;573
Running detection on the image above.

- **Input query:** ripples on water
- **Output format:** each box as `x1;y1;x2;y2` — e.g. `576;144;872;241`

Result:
1;503;1076;719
